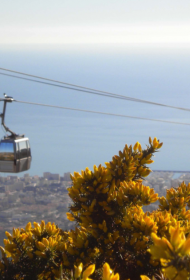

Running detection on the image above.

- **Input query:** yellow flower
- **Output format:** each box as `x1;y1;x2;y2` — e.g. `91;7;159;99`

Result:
12;228;20;239
46;222;59;236
67;213;75;221
4;243;17;254
141;276;158;280
82;264;95;280
103;263;113;280
169;227;184;251
140;276;151;280
133;142;139;152
5;231;13;242
36;241;46;252
102;263;119;280
25;222;32;231
34;250;47;258
74;263;83;278
163;267;189;280
42;238;49;247
162;266;178;280
149;233;173;260
149;226;190;280
152;137;158;149
151;226;190;258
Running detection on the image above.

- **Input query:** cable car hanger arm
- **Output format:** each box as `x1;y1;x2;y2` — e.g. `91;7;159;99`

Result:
0;94;17;137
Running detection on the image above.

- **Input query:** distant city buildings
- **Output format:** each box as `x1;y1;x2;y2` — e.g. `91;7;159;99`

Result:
43;172;60;181
0;170;190;252
0;171;73;249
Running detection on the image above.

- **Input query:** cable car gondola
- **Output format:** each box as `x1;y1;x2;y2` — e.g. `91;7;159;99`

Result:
0;94;32;173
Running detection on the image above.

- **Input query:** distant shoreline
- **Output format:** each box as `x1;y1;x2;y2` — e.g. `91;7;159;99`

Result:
152;170;190;173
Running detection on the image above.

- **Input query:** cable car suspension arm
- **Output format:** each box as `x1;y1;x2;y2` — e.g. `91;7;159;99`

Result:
0;94;17;137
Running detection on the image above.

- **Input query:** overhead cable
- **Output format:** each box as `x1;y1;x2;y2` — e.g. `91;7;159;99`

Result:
0;67;190;112
13;99;190;126
0;72;131;101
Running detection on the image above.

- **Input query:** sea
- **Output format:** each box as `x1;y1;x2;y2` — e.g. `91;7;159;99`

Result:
0;44;190;177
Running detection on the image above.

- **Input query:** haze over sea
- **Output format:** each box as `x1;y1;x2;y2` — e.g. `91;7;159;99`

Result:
0;44;190;177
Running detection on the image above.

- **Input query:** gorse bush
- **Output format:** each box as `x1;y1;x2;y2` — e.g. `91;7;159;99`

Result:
1;137;190;280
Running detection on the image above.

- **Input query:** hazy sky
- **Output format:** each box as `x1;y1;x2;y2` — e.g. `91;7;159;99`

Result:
1;1;190;175
1;1;190;47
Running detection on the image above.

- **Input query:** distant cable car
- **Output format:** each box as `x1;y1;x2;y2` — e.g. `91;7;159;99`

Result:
0;94;32;173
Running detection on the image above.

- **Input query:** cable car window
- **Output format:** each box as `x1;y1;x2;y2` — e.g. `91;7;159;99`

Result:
0;142;14;161
16;143;20;159
27;141;31;156
19;141;28;158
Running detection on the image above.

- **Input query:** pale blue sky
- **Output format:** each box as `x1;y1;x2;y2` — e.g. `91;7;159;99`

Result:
1;1;190;48
1;1;190;175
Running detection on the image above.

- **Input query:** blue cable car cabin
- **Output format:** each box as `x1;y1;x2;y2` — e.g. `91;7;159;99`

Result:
0;137;31;173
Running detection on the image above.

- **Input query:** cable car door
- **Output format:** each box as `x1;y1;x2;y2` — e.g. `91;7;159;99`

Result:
15;142;20;172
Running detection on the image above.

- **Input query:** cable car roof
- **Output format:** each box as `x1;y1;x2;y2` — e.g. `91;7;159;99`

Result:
2;136;29;142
